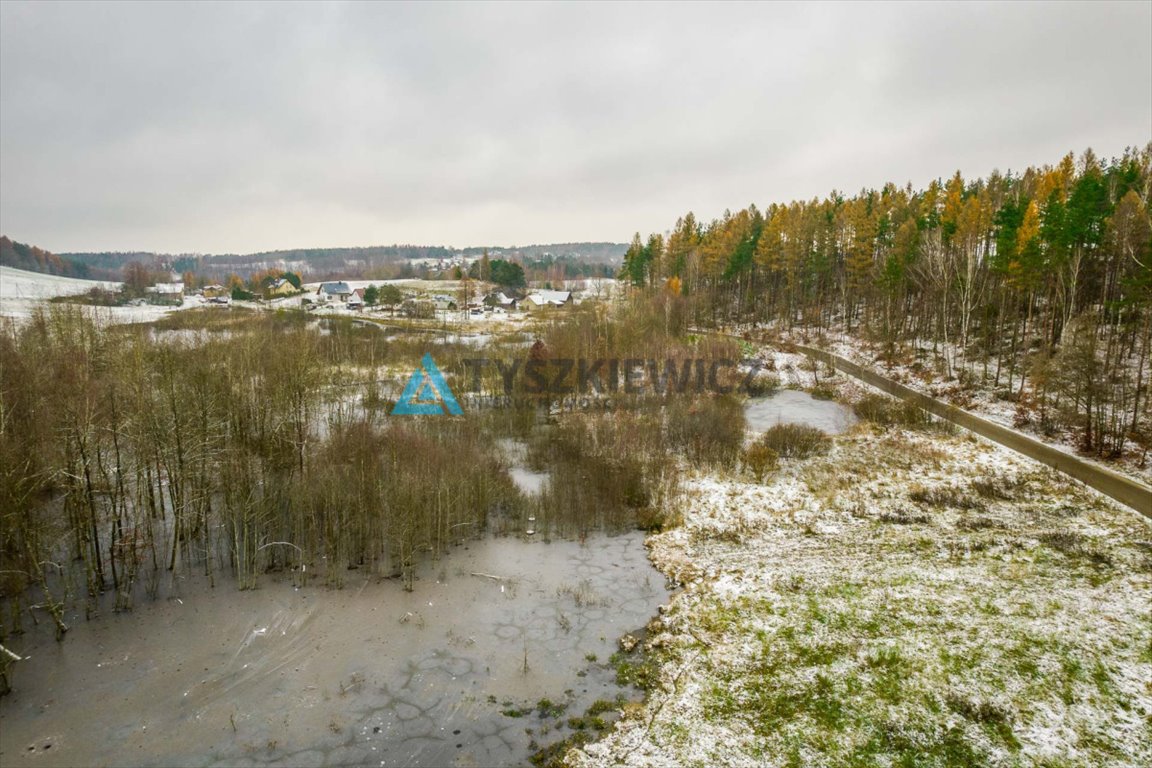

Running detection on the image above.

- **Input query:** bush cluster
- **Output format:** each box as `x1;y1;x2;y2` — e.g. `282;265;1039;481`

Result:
758;423;832;459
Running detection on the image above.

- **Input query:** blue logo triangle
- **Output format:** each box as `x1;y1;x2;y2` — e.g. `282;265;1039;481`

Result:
392;353;463;416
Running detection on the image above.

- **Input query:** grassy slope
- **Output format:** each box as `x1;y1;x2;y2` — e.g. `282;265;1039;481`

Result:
570;426;1152;768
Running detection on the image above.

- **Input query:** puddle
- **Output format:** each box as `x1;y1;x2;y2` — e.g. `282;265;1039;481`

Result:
0;532;666;768
508;468;549;496
744;389;857;435
497;439;550;497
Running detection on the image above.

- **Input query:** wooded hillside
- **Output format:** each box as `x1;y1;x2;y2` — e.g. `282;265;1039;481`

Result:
622;146;1152;461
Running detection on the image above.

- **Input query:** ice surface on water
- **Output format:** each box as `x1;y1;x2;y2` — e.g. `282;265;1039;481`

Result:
498;438;550;496
744;389;857;435
0;532;667;768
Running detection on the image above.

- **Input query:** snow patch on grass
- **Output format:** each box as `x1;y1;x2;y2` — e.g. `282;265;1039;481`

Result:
570;429;1152;767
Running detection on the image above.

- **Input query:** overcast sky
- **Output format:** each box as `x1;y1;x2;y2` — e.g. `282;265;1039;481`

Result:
1;1;1149;254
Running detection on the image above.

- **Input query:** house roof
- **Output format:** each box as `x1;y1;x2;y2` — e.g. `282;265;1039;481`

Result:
318;282;352;295
152;282;185;294
526;289;571;306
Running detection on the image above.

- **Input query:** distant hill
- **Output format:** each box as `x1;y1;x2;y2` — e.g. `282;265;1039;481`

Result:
461;242;628;263
51;250;164;275
195;245;458;277
53;241;628;280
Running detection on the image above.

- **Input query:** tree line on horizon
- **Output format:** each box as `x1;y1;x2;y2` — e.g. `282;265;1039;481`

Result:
1;234;619;290
621;145;1152;462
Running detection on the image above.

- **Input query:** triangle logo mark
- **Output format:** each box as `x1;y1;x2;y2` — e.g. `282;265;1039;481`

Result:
392;353;463;416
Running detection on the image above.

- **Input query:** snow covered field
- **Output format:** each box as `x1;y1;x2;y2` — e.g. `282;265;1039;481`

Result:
572;426;1152;767
0;266;552;330
0;265;194;325
0;265;119;299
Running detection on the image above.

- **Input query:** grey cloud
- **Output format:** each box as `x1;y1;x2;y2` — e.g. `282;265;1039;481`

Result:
1;1;1148;253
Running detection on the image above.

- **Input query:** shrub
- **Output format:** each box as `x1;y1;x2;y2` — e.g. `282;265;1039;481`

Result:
666;394;746;465
743;373;780;397
743;443;779;481
759;423;832;459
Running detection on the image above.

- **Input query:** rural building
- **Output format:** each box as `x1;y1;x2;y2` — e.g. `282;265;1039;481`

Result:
269;278;298;296
317;282;353;303
487;291;518;310
149;282;185;306
523;289;571;310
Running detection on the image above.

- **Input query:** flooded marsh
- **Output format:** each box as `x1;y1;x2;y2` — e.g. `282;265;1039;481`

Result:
0;533;667;768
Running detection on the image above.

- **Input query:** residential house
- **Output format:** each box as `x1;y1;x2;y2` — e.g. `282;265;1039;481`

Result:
487;291;518;310
317;282;353;303
523;289;572;310
269;278;298;296
202;284;227;299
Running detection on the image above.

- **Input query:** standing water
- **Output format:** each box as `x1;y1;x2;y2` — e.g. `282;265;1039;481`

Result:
744;389;857;435
497;438;550;497
0;533;668;768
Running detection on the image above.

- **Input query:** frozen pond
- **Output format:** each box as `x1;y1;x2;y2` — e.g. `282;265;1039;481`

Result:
0;533;667;768
744;389;857;435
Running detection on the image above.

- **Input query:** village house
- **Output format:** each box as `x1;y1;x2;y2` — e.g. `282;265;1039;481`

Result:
523;289;572;310
269;278;298;296
316;281;353;303
487;291;518;310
